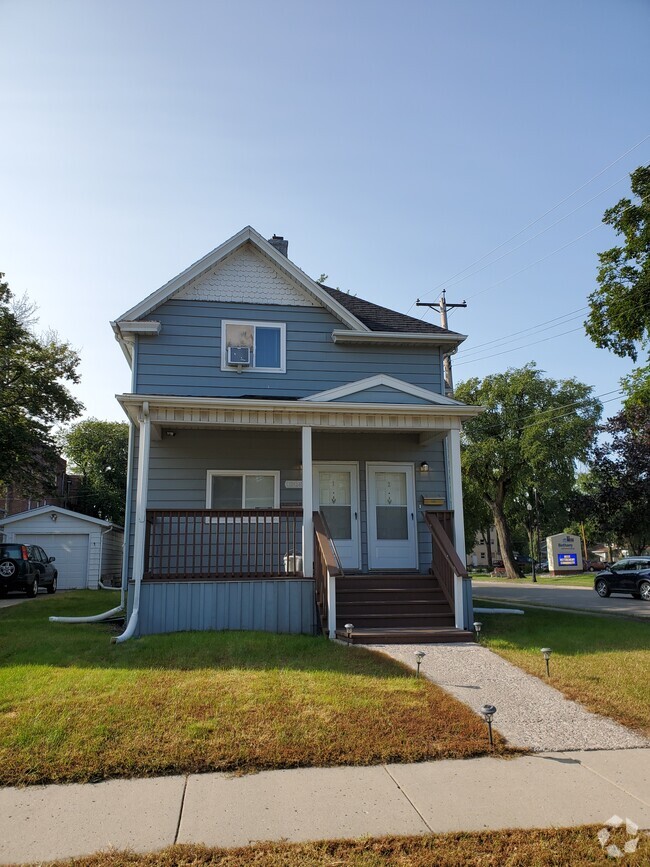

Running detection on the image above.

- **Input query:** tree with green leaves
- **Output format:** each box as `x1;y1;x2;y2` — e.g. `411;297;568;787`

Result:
585;164;650;405
60;419;129;524
455;364;601;579
0;272;82;495
584;404;650;554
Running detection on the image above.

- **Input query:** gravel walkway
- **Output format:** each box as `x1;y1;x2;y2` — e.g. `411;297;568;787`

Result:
374;642;649;752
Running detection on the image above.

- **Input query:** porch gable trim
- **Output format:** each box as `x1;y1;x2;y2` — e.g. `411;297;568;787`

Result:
302;374;465;406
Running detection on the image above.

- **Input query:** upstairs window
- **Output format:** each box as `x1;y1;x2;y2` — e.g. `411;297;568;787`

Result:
221;320;286;373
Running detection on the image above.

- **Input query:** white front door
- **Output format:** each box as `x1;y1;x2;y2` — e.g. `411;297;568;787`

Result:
367;464;418;570
313;463;360;571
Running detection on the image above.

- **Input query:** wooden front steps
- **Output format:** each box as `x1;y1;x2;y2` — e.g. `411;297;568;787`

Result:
333;573;475;645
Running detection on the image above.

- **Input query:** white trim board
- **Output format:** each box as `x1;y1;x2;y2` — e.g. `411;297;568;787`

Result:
302;374;465;406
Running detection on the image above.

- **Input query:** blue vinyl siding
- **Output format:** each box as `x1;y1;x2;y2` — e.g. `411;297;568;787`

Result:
331;386;439;405
129;579;316;636
135;300;443;398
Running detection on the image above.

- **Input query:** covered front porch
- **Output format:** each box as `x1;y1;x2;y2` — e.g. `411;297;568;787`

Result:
120;394;477;642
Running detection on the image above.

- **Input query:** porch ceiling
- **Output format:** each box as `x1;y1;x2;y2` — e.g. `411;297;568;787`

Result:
117;393;481;439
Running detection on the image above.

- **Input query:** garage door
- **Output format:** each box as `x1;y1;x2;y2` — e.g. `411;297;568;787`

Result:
14;534;89;589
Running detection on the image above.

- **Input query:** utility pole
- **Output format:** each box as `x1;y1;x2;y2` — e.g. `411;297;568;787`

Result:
416;290;467;396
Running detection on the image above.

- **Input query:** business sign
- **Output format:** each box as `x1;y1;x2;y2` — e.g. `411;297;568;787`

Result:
558;553;578;567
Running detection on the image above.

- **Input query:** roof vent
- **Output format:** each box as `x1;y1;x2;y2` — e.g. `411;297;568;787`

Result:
268;235;288;257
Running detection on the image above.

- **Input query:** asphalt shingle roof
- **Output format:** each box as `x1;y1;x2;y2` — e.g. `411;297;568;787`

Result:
321;285;461;336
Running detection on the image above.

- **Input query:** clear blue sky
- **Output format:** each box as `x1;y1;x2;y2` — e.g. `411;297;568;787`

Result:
1;0;648;423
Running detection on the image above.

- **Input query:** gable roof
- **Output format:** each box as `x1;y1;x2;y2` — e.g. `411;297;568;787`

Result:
111;226;466;361
113;226;369;333
0;505;120;530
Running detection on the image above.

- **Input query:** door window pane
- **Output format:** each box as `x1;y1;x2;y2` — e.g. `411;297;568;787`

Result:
319;472;351;506
255;327;281;368
211;476;243;508
376;506;408;540
374;472;407;506
321;506;352;540
244;475;275;508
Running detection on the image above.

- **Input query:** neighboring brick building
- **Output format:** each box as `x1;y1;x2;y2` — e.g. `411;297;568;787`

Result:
0;455;81;518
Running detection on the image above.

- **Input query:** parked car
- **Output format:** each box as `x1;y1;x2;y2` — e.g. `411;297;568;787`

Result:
585;559;608;572
0;543;58;597
593;558;650;601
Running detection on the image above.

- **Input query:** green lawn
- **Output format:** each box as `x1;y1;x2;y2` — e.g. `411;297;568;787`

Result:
477;603;650;735
41;828;650;867
470;573;596;587
0;592;507;786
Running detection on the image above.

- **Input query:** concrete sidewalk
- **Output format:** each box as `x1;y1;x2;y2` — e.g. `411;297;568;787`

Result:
1;750;649;864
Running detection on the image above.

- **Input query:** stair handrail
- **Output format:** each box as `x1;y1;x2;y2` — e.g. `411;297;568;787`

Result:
424;512;468;577
313;511;344;640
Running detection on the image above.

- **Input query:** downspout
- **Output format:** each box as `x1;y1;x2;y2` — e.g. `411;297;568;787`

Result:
50;336;136;626
113;400;150;643
97;526;112;588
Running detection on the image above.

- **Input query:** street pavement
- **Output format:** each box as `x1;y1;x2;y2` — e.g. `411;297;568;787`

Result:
472;580;650;620
1;750;649;863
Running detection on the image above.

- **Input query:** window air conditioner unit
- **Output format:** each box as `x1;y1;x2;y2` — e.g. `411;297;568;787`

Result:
227;346;251;366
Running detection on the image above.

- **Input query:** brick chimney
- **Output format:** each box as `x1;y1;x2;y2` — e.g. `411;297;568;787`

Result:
267;235;288;257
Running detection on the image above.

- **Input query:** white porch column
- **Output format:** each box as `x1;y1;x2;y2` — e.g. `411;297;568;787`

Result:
301;425;314;578
447;427;466;629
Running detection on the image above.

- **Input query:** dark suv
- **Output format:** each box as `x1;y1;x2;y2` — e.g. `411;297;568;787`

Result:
0;543;58;597
594;558;650;601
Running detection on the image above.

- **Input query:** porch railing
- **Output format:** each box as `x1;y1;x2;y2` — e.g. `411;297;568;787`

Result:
424;511;467;609
313;510;344;638
144;508;303;580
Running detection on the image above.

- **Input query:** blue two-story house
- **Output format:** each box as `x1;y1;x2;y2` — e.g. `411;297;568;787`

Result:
111;227;481;644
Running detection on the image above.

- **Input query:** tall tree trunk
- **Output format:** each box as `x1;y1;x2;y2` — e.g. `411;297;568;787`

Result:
488;498;519;579
483;525;493;569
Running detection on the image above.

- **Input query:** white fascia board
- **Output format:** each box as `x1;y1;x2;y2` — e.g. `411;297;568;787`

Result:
113;226;369;333
0;505;114;528
302;374;465;406
116;393;483;420
331;330;467;347
118;321;161;334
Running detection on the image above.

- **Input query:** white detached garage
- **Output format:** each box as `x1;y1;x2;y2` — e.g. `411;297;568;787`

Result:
0;506;123;590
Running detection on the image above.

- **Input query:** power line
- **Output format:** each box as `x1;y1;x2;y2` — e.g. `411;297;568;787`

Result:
455;306;589;358
455;326;585;366
421;173;631;301
407;133;650;314
455;294;650;364
464;389;624;438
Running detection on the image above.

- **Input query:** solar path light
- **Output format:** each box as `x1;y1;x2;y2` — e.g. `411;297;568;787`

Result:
541;647;552;677
481;704;497;748
414;650;426;677
473;621;482;642
344;623;354;646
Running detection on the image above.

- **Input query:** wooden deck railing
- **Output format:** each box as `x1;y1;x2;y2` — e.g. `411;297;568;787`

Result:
313;510;344;637
144;508;303;580
424;511;468;609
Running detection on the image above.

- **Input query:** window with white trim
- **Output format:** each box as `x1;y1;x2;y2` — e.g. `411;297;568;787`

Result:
221;321;286;372
206;471;280;509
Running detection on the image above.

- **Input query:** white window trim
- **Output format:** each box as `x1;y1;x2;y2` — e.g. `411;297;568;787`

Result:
221;320;286;374
206;470;281;509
